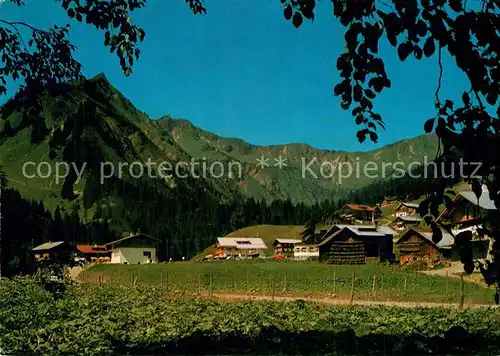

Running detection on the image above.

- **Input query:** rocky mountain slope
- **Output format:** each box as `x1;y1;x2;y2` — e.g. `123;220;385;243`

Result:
0;74;438;211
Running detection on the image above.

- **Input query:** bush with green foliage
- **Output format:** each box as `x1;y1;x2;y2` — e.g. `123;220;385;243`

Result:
1;280;500;355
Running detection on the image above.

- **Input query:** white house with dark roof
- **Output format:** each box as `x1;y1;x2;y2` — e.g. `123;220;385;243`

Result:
105;232;160;264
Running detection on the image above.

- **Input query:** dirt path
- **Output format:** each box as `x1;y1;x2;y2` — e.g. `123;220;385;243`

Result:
419;262;489;286
67;266;84;280
212;292;498;309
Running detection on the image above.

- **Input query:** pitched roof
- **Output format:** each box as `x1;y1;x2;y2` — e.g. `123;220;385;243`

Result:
402;202;419;209
317;230;342;246
396;216;422;223
458;191;498;210
32;241;66;251
76;245;109;254
104;233;160;246
318;225;395;246
274;239;302;245
438;188;499;221
345;204;375;212
217;237;267;250
333;224;395;235
396;228;454;249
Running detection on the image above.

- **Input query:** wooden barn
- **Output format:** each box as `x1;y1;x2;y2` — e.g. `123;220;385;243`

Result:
317;225;395;264
395;228;454;266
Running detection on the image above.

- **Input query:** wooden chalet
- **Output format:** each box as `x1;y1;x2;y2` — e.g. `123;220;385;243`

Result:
273;239;302;257
437;186;499;260
396;228;454;266
317;225;395;264
437;187;500;230
395;202;419;217
391;215;422;232
396;228;489;266
337;204;379;223
32;241;73;263
216;237;267;259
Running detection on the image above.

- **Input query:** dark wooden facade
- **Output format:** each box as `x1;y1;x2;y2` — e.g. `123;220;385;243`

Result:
319;228;393;264
32;242;73;263
396;232;443;266
273;241;298;257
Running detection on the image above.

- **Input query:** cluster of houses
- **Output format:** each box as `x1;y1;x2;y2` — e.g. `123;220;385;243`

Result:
32;232;160;265
31;186;497;268
213;186;495;267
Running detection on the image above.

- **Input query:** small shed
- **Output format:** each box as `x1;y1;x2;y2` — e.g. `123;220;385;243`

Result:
395;228;453;266
105;233;160;264
273;239;302;257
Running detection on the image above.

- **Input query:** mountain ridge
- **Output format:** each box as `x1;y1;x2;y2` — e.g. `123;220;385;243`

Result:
0;74;439;208
158;115;437;155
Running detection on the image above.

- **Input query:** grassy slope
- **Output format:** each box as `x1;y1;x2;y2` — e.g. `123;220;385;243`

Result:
84;261;494;304
191;224;306;261
226;224;305;254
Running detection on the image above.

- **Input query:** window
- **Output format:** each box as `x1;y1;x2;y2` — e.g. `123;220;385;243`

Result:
143;251;152;258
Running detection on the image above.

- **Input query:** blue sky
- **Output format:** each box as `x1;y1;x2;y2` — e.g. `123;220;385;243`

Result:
1;0;470;151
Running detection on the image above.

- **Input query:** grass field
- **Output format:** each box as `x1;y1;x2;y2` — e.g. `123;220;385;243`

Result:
82;261;495;305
